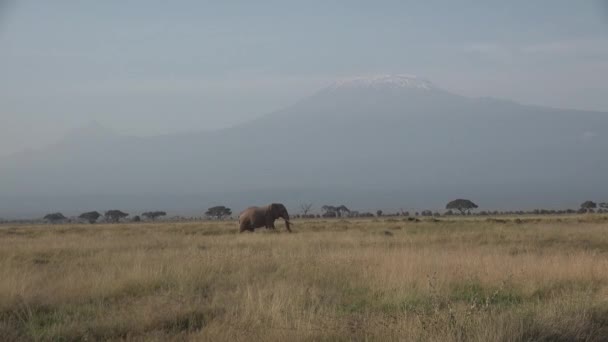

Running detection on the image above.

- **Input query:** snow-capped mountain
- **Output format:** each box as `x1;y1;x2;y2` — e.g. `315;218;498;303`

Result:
1;75;607;217
326;74;435;91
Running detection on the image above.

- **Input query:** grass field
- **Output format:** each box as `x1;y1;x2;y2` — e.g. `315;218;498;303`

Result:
1;215;607;341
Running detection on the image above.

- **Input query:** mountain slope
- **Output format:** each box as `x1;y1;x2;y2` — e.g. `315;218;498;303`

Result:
1;75;607;217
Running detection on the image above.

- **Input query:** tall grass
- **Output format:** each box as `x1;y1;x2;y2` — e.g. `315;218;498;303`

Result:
0;216;607;341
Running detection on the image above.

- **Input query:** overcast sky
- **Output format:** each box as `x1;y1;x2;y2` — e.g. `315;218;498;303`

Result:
1;1;607;156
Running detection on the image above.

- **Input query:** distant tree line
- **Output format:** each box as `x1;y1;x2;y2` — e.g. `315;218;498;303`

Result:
290;199;608;218
43;209;158;224
39;205;238;225
32;199;608;225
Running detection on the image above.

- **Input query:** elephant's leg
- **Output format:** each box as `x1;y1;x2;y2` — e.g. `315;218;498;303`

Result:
266;220;276;230
239;219;252;233
241;226;254;233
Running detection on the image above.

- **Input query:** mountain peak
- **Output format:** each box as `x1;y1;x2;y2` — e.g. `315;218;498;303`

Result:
61;121;119;143
326;74;436;91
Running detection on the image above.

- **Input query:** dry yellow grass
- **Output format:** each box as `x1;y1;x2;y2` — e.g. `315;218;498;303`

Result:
1;216;607;341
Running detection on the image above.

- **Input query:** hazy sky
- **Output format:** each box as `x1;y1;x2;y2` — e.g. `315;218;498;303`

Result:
1;1;607;156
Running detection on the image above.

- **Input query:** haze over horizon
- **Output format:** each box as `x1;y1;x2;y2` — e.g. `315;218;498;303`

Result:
2;73;607;218
1;2;608;218
1;1;608;157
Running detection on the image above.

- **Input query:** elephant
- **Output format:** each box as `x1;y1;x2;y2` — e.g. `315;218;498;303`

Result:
238;203;292;233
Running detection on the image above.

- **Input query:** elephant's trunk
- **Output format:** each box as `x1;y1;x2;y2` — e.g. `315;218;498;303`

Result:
283;214;292;232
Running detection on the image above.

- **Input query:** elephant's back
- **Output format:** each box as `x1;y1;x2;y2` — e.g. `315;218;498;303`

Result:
239;207;259;216
239;206;261;218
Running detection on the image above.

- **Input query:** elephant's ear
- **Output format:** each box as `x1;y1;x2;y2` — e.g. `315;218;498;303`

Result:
266;204;275;219
268;203;279;218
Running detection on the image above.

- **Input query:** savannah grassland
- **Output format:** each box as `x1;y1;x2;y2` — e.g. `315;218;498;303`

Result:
1;216;607;341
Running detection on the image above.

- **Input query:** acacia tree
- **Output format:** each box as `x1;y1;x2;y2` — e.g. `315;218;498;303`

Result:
446;199;478;215
321;205;337;216
580;201;597;213
336;205;350;217
104;210;129;223
205;206;232;220
321;205;350;217
79;211;101;224
44;212;66;223
299;203;313;216
142;211;167;221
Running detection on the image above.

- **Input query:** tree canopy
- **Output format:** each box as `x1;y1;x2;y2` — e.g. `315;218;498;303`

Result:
580;201;597;213
322;205;350;217
104;210;129;223
205;206;232;219
336;205;350;216
79;211;101;224
321;205;336;214
44;212;66;223
446;199;478;215
142;211;167;221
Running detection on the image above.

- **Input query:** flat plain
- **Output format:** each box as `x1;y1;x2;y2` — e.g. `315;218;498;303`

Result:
1;215;607;341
